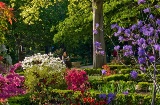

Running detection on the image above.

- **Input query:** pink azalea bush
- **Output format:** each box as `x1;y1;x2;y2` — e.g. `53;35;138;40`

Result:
0;62;25;102
65;69;89;92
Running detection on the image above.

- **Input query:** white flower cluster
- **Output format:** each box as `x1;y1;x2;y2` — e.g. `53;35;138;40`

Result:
21;53;66;71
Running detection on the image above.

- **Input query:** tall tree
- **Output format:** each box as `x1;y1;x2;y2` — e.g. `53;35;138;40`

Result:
92;0;106;68
3;0;68;62
54;0;92;54
0;1;14;44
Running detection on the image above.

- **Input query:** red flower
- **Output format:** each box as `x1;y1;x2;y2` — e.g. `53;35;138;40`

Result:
9;8;14;11
83;97;95;104
0;2;5;8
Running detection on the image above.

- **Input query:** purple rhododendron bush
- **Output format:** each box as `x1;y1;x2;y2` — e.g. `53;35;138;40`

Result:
111;0;160;104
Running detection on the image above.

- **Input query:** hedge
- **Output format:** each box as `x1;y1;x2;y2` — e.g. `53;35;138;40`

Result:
7;89;160;105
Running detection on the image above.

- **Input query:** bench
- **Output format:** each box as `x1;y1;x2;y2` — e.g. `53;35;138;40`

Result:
71;62;81;68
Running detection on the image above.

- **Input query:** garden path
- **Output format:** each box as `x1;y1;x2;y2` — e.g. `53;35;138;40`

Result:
80;65;93;69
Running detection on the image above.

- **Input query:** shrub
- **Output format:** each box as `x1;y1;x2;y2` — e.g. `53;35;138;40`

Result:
8;94;31;105
22;53;66;104
65;68;89;92
0;63;26;104
84;68;101;75
21;53;65;70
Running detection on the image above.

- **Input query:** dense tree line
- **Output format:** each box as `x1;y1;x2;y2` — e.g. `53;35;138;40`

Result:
1;0;160;67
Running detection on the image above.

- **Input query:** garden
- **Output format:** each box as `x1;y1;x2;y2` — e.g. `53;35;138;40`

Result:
0;0;160;105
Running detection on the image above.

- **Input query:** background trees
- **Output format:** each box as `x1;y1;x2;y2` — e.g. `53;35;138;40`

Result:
1;0;159;67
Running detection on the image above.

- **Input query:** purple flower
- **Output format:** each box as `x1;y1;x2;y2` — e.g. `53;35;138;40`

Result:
118;36;124;42
138;57;146;64
114;32;120;36
114;45;120;51
123;51;133;57
117;27;124;34
123;45;133;56
156;19;160;26
143;8;150;13
155;5;160;8
99;94;107;99
93;29;98;34
123;91;129;95
137;38;146;46
142;43;147;48
111;24;118;29
96;23;99;28
149;56;155;62
130;24;137;31
142;26;154;36
94;41;101;48
130;70;138;79
134;34;140;39
149;14;154;19
137;20;143;27
107;93;115;104
138;47;145;56
125;29;131;37
138;0;146;5
99;51;105;55
147;38;153;44
132;41;137;45
101;69;106;75
140;66;146;71
154;44;160;51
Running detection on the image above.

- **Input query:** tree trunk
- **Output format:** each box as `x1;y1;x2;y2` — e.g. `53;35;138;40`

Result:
18;45;24;61
92;0;106;69
16;37;24;61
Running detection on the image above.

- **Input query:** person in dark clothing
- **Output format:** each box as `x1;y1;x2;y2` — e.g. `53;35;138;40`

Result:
62;51;72;69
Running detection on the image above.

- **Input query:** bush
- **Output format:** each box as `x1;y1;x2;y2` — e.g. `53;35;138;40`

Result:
84;68;101;75
65;68;89;92
8;94;31;105
22;53;66;104
137;82;151;92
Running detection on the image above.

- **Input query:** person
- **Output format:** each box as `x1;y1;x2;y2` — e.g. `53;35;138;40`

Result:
62;51;72;69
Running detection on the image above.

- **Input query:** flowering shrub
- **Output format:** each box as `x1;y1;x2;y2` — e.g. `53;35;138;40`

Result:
0;63;25;103
111;0;160;104
82;93;115;105
82;97;95;104
21;53;65;70
22;53;66;104
65;69;89;92
101;64;115;76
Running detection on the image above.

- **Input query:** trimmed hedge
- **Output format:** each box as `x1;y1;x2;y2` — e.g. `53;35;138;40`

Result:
7;89;160;105
89;74;152;83
84;68;101;75
8;94;31;105
114;94;160;105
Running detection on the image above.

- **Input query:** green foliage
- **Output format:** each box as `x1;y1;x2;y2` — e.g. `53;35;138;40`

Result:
88;73;160;83
0;1;14;44
2;0;69;63
8;94;31;105
24;65;66;92
54;0;92;53
24;65;66;104
50;89;82;104
137;82;151;92
84;68;101;75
